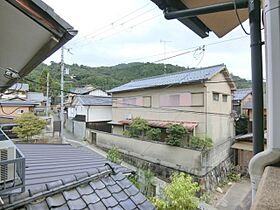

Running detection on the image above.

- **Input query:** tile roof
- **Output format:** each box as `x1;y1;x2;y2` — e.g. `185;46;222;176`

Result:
1;144;153;209
2;166;154;210
70;86;96;95
15;144;129;190
76;95;112;106
27;92;45;102
242;99;267;109
0;99;38;106
233;88;252;101
108;64;228;93
8;83;29;92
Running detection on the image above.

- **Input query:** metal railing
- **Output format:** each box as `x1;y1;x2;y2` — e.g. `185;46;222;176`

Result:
0;131;25;195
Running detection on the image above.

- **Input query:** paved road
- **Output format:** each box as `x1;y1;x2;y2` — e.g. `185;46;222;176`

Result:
216;179;251;210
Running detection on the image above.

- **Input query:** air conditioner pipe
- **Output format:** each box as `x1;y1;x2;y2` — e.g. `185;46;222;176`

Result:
249;0;280;201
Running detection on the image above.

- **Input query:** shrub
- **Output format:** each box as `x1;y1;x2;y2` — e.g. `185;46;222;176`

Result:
126;117;149;139
146;128;161;141
165;124;186;146
12;113;46;141
235;114;248;135
107;146;122;164
190;136;213;151
150;173;200;210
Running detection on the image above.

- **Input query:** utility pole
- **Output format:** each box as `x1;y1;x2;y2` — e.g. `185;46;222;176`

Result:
160;40;171;73
46;71;49;116
60;46;64;138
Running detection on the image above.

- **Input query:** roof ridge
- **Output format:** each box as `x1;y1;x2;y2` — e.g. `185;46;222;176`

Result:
130;63;225;83
5;166;112;209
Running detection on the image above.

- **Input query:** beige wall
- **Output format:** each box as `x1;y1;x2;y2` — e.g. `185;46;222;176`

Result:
0;106;31;117
111;72;234;144
241;94;252;115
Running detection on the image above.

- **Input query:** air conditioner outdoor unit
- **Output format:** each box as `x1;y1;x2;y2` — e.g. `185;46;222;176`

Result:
0;140;16;183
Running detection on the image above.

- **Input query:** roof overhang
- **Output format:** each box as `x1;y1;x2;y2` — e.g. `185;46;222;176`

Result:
0;0;77;91
151;0;249;38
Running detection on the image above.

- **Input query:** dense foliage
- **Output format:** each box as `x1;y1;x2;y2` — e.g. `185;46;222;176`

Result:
12;113;46;140
106;146;122;164
146;128;161;141
235;114;248;135
124;117;149;139
150;172;200;210
23;62;253;99
190;136;213;151
165;124;187;146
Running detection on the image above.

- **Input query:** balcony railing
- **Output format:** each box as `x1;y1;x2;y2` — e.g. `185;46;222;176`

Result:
0;130;25;195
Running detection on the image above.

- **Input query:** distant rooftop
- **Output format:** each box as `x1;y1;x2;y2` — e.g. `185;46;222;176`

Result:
8;83;29;92
108;64;234;93
75;95;112;106
233;88;252;101
70;86;96;95
27;92;45;102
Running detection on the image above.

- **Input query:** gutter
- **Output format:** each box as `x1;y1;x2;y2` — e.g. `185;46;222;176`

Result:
249;0;280;201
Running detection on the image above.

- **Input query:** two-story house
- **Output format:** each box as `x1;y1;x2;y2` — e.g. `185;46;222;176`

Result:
108;64;236;145
232;88;252;116
97;64;236;190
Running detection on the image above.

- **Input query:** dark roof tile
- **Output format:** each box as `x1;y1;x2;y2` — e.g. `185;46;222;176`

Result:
61;175;77;185
10;191;30;203
63;189;80;200
124;185;139;197
26;200;49;210
102;196;119;208
28;184;47;196
112;190;129;202
91;180;106;190
77;184;94;196
116;177;132;189
75;172;89;180
131;193;147;205
107;184;123;194
95;188;111;199
46;180;63;190
88;201;107;210
108;205;124;210
87;168;99;176
67;198;87;210
119;199;137;210
138;201;156;210
51;203;70;210
46;193;66;207
82;193;100;205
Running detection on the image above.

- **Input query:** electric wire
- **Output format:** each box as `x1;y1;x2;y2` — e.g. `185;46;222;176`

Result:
233;0;250;35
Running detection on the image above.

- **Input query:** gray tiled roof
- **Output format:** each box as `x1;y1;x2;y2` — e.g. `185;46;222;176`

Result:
16;144;129;190
108;64;226;93
242;99;267;109
76;95;112;106
27;92;45;102
1;144;153;209
8;83;29;91
70;86;96;95
2;166;154;210
0;99;38;106
233;88;252;101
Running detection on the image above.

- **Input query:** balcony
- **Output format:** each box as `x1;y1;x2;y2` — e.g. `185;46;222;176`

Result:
0;130;25;195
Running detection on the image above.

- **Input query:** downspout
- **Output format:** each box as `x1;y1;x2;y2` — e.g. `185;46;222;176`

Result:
249;0;280;201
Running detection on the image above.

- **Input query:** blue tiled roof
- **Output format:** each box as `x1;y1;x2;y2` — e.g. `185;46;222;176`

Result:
108;64;226;93
233;88;252;101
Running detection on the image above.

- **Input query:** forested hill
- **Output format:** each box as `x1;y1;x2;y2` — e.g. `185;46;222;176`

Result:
24;62;252;97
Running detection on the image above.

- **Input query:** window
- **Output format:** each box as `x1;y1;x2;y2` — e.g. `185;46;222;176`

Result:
160;93;191;107
213;92;219;101
116;96;147;108
16;109;24;114
191;93;204;106
222;95;228;102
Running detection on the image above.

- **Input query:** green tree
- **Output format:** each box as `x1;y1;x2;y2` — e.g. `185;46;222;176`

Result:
150;173;200;210
235;114;248;135
146;128;161;141
12;113;46;140
125;117;149;139
37;68;48;94
190;136;213;151
107;146;122;164
165;124;186;146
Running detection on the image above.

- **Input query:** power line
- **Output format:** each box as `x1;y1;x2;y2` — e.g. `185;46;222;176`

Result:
69;3;155;46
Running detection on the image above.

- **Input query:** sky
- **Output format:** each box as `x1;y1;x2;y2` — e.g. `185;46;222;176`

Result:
43;0;254;79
